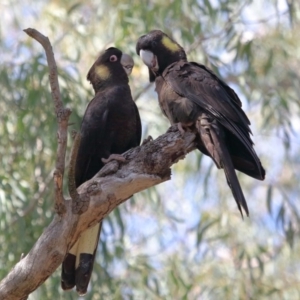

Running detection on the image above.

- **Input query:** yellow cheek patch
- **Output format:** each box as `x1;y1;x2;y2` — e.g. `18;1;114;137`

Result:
162;36;181;52
95;65;111;80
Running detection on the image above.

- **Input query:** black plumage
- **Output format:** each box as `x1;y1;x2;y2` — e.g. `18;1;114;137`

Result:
136;30;265;217
61;47;141;295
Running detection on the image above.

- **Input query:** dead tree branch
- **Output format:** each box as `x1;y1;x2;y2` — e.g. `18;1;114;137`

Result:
23;28;70;215
0;127;197;300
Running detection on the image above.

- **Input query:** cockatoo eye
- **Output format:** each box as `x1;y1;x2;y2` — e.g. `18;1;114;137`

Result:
109;55;118;62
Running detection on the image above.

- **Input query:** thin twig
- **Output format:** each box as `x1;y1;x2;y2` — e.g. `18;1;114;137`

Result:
24;28;71;216
68;132;87;214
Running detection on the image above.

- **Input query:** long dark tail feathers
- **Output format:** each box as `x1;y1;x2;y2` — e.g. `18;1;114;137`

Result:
61;253;77;290
75;223;102;295
61;239;80;290
212;128;249;217
222;158;249;218
196;115;249;217
61;222;102;294
76;252;97;295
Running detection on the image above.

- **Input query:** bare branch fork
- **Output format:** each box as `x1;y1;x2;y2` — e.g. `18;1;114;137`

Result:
23;28;71;215
0;28;197;300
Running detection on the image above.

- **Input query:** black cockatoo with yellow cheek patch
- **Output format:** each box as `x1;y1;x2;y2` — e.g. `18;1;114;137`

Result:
136;30;265;217
61;47;141;295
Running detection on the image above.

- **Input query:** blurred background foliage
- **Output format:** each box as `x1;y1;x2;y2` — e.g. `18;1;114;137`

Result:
0;0;300;299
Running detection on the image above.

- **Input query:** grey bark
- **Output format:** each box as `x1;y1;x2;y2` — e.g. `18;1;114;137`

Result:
0;127;197;300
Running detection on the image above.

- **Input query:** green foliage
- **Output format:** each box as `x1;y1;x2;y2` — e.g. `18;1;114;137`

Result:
1;0;300;299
